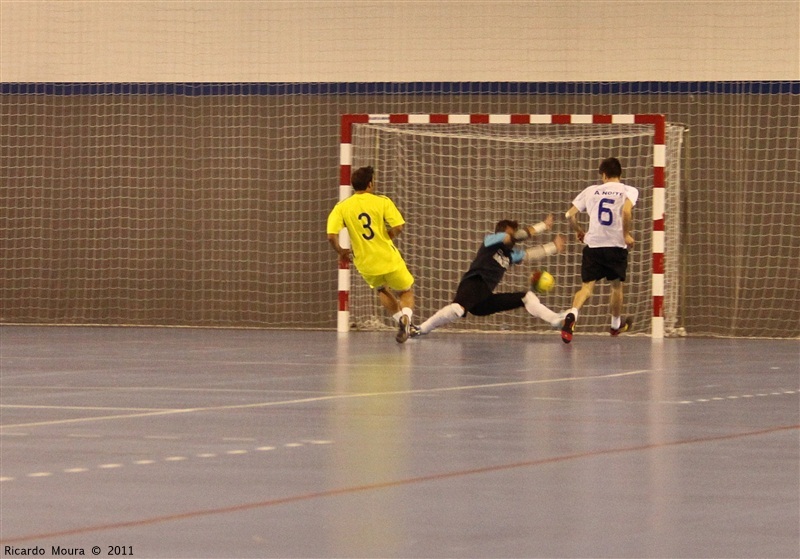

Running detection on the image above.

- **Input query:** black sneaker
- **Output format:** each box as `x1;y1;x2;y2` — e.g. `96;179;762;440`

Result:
561;312;576;344
610;317;633;336
396;315;410;343
409;324;423;338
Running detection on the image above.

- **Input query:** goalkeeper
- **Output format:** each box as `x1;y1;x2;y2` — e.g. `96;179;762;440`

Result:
412;216;565;337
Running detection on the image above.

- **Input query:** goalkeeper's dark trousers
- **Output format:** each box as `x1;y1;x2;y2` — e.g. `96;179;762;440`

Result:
453;276;525;317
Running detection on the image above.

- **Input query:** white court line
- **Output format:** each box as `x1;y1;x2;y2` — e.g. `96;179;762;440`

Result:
1;407;203;430
0;369;651;430
0;404;172;411
675;390;799;405
3;438;328;483
1;384;333;394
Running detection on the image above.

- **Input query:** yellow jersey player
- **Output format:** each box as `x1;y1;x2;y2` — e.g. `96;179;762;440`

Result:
327;166;417;343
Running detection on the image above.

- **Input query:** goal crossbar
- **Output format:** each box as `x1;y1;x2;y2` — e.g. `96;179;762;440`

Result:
338;113;667;338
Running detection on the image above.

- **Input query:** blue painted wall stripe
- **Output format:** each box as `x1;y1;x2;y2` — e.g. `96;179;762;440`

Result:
1;81;798;95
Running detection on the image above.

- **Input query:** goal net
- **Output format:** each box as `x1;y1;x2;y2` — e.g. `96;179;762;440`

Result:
340;114;685;338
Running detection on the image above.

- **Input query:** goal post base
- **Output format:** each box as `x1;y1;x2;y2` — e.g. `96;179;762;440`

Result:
651;316;665;339
337;310;350;333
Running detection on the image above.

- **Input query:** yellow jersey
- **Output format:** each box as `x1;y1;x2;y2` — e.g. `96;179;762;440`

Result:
326;192;406;276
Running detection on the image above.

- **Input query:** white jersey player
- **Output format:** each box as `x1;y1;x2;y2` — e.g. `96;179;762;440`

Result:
572;181;639;249
561;157;638;343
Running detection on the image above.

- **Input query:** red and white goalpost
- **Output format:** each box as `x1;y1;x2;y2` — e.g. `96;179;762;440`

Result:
338;113;673;339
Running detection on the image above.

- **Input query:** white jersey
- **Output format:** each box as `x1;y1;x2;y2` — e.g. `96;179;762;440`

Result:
572;181;639;248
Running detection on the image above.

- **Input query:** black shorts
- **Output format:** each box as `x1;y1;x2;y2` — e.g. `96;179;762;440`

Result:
581;246;629;283
453;275;526;316
453;276;493;313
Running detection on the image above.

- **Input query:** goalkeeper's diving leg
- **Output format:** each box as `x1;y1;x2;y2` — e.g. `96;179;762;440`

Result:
471;292;563;329
416;303;465;336
522;291;565;329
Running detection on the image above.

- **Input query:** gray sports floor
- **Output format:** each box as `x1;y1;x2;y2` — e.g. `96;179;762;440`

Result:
1;326;798;559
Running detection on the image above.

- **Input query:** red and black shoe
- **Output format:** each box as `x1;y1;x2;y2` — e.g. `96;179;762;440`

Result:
561;313;576;344
610;317;633;337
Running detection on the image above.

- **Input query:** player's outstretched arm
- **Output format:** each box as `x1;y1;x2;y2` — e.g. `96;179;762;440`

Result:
565;206;585;242
522;234;565;262
513;214;553;241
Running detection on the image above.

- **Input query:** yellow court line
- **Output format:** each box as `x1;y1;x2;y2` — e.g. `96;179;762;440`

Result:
0;369;651;430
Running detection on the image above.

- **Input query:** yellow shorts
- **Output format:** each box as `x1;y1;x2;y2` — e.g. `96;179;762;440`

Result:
361;262;414;292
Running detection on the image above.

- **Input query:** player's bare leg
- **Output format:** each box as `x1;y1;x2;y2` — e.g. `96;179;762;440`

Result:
571;281;595;311
608;280;632;335
377;287;401;316
609;279;623;317
385;288;414;343
397;289;414;315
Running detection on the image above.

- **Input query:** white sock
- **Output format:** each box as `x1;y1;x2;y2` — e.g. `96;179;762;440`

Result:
401;307;413;320
611;316;621;330
522;291;559;325
420;303;463;334
392;311;403;322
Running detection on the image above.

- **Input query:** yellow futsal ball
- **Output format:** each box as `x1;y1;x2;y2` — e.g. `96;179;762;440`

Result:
530;270;555;294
